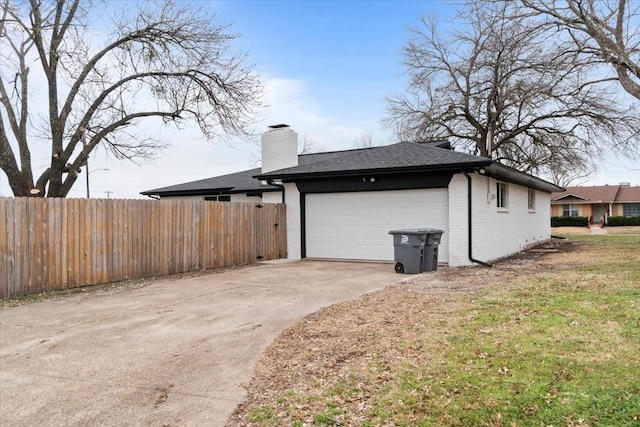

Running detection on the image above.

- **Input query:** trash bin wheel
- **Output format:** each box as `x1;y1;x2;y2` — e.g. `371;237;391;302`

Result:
394;262;404;274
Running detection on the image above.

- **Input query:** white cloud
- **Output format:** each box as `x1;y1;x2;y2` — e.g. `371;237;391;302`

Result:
258;75;390;151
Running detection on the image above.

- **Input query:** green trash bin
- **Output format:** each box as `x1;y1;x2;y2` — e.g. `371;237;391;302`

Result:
388;229;429;274
422;229;444;271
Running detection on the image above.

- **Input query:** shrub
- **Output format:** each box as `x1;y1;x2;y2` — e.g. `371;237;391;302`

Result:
551;216;589;227
607;216;640;226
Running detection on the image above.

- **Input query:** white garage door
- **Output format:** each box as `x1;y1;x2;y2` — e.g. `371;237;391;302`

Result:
305;189;449;262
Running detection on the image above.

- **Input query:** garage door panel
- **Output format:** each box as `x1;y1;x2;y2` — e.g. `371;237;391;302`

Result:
305;189;449;262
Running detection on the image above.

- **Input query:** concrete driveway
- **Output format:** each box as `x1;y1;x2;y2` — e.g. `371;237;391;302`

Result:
0;260;402;426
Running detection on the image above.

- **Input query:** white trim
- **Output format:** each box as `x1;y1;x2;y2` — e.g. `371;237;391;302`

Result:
552;193;589;201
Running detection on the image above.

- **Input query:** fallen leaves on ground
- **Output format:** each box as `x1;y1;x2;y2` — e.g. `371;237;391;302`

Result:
227;239;586;426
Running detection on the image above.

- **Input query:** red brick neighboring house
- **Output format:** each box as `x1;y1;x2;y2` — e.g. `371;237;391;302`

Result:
551;184;640;224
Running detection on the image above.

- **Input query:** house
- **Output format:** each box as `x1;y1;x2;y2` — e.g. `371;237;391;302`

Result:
550;184;640;224
142;124;563;267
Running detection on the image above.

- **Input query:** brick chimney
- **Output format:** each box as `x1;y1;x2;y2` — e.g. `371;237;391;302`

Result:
261;124;298;174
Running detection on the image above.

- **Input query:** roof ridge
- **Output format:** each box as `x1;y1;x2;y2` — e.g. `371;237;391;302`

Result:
297;140;452;158
298;144;385;158
257;140;491;179
613;185;622;202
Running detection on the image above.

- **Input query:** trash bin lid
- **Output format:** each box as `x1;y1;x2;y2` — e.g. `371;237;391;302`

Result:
388;228;431;235
426;228;444;235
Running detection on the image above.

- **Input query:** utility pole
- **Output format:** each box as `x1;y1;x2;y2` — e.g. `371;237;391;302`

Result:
81;126;90;198
104;191;114;199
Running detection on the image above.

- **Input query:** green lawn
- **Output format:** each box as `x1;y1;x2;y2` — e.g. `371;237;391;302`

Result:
368;236;640;426
239;235;640;427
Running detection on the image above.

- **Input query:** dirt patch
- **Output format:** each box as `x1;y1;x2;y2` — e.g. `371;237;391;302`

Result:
153;384;174;408
226;238;590;426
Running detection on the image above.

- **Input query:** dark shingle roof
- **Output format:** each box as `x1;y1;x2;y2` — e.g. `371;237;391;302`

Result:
142;140;563;196
140;167;273;196
140;150;359;196
256;141;490;179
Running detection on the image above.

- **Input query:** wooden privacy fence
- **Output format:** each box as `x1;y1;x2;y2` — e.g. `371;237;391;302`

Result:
0;197;287;298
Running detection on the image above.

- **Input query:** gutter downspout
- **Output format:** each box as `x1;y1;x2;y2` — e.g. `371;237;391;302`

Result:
462;171;492;268
266;179;285;204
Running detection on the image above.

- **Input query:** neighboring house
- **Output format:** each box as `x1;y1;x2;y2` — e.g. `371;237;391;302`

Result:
550;184;640;224
142;124;563;267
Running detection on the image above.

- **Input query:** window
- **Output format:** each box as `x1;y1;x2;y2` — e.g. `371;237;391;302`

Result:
562;204;579;217
496;182;508;209
528;189;536;211
623;203;640;217
205;195;231;202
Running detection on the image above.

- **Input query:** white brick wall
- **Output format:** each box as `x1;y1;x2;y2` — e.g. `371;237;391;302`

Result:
447;174;470;266
448;173;552;266
159;195;203;200
231;194;262;203
261;126;298;174
159;194;261;203
284;182;301;259
262;191;283;204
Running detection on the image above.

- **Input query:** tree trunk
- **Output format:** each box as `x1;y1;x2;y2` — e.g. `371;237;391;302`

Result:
4;171;32;196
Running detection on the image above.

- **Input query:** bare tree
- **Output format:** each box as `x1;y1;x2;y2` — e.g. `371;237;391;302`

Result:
0;0;262;197
548;162;593;188
354;131;375;148
516;0;640;101
298;135;326;155
385;1;640;183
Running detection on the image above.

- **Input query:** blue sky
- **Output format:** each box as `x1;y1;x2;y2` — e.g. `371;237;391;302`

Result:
214;0;447;127
0;0;637;198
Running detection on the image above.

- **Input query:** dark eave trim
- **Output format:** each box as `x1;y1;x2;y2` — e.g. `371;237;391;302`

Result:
140;187;281;198
483;164;564;193
140;187;234;197
254;161;491;181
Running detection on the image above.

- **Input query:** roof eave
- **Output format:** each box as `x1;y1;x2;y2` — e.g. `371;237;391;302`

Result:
254;161;491;181
140;187;234;197
484;164;564;193
140;186;281;197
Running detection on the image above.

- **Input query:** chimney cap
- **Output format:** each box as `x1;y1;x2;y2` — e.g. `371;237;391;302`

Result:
268;124;290;129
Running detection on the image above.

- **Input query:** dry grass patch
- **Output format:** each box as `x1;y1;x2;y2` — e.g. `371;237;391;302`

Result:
551;225;640;235
228;236;640;427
